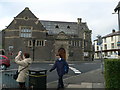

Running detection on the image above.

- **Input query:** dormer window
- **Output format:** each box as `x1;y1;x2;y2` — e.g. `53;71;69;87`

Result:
67;26;70;29
55;25;59;28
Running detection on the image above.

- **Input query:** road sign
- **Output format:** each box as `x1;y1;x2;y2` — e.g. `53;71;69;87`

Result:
97;35;103;45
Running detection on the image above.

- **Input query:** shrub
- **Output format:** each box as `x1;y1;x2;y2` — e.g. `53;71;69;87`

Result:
104;59;120;88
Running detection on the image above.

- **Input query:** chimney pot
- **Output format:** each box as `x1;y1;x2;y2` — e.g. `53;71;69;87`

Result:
112;29;115;33
77;18;82;24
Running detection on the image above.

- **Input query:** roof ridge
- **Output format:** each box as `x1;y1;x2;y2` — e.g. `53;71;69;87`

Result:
102;30;120;38
40;20;76;23
15;7;38;19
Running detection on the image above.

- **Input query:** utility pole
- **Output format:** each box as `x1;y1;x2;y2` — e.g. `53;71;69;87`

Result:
97;35;103;73
114;1;120;58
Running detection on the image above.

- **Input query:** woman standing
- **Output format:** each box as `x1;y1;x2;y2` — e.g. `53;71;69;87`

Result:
15;51;32;88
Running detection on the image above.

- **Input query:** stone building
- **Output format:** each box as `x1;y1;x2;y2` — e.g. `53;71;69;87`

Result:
2;7;92;61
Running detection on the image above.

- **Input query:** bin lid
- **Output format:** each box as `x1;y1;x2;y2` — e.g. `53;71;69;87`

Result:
29;67;47;72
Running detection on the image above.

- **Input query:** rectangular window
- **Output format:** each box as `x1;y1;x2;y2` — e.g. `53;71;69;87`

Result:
79;41;81;47
104;44;107;50
97;46;99;50
105;52;107;56
20;26;32;38
111;36;113;41
111;43;114;48
28;40;33;47
84;41;86;47
73;41;75;46
28;40;45;47
84;52;88;57
70;41;72;45
84;41;87;47
36;40;45;46
97;53;99;57
110;51;112;55
104;38;106;43
84;33;86;39
72;41;74;46
75;41;77;46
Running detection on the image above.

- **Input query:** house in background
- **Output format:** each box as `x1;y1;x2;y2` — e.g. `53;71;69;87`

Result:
2;7;92;61
94;30;120;59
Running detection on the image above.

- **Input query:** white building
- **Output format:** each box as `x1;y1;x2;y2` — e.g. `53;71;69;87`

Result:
94;30;120;59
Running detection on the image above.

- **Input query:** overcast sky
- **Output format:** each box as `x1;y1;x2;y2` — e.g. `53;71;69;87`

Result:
0;0;119;41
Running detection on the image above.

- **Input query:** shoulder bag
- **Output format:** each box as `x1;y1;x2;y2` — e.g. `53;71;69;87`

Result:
13;63;30;80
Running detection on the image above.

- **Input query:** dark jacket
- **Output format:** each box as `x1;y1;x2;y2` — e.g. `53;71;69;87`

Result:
50;58;69;76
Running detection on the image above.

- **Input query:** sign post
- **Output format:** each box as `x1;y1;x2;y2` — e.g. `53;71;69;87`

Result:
97;35;104;73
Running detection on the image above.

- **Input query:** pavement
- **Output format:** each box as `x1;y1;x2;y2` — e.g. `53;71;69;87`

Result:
47;68;105;89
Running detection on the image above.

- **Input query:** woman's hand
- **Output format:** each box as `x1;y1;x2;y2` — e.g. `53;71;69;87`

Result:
18;51;22;56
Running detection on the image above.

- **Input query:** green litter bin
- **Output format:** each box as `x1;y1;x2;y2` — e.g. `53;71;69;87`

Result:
29;68;47;89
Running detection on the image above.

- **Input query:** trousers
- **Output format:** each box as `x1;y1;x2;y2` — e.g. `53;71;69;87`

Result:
58;75;64;88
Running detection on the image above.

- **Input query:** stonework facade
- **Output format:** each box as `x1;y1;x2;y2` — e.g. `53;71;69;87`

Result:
2;7;92;61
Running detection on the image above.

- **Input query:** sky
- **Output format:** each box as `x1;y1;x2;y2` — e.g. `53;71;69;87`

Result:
0;0;119;41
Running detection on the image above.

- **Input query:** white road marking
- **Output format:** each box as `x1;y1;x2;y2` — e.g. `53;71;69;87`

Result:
69;66;81;74
69;64;74;66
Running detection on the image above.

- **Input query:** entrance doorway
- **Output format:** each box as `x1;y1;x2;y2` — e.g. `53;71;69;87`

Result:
58;48;66;60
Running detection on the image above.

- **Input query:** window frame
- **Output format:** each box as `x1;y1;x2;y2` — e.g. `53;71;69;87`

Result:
19;26;32;38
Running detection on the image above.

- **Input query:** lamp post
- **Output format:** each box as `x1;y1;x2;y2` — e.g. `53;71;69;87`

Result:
114;1;120;58
32;39;35;61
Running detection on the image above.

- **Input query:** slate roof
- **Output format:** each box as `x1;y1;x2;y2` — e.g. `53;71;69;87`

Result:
40;20;89;35
94;30;120;41
6;7;90;35
102;30;120;38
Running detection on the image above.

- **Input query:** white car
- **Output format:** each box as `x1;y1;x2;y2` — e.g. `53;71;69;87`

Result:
104;55;118;59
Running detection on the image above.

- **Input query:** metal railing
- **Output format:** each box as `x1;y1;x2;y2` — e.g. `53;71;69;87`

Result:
0;69;29;89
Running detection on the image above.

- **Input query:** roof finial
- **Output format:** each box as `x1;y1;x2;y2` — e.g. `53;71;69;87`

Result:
25;7;29;10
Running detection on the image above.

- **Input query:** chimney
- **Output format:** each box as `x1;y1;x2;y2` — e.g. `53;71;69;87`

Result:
112;29;115;33
77;18;82;24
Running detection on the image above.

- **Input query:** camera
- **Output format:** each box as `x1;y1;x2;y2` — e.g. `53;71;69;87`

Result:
19;51;22;55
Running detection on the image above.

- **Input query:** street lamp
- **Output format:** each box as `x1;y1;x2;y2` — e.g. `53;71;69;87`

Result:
32;39;36;61
114;1;120;58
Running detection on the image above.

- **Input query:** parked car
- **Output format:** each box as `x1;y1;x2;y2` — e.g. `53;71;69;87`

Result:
104;55;118;59
0;55;10;70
